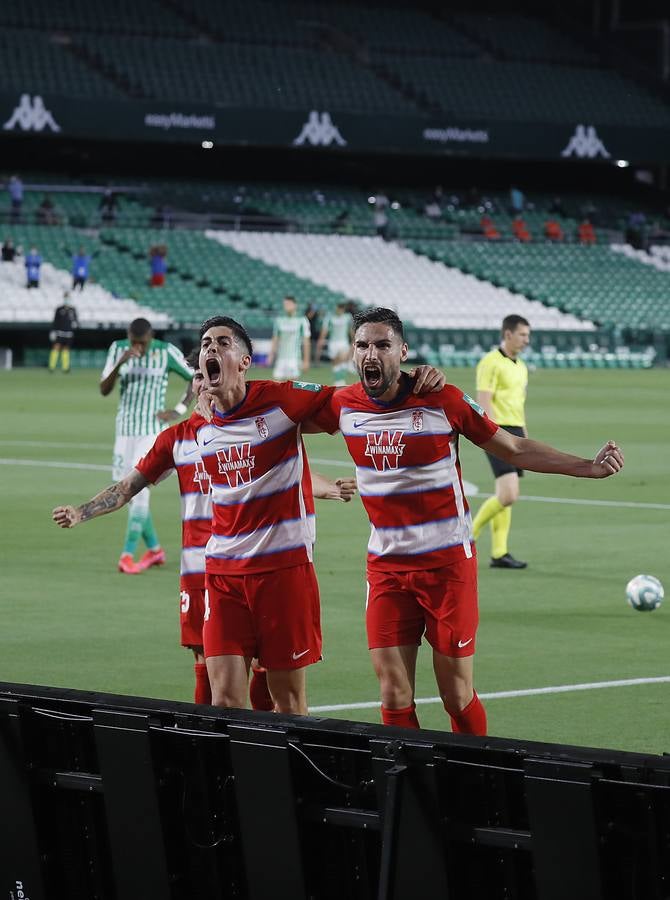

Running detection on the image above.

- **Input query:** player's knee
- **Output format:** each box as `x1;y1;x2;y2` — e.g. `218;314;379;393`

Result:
378;672;413;708
440;684;473;715
210;689;246;709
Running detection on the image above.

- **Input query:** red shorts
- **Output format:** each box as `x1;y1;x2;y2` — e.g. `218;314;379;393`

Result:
366;556;478;658
203;563;322;670
179;581;206;648
151;273;165;286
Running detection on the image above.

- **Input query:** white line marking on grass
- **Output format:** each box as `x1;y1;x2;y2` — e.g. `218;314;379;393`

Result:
0;458;110;472
2;453;669;511
309;675;670;713
0;440;109;450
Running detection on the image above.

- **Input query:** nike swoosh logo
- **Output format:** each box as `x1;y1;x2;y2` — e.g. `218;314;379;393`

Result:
457;638;473;648
353;419;374;429
183;447;200;456
292;649;310;660
202;436;218;446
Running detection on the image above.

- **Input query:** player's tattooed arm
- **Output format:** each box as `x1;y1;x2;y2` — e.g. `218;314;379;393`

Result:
52;470;150;528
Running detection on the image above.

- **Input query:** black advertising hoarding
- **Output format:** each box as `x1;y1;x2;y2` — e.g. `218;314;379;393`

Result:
1;91;668;162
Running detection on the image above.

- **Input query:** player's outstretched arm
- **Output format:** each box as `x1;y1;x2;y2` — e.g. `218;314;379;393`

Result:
408;365;446;394
52;470;150;528
311;472;357;502
481;432;624;479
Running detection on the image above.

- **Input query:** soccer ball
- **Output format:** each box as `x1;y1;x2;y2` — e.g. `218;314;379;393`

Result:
626;575;664;612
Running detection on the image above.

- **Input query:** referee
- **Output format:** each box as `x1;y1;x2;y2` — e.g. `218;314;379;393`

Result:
472;315;530;569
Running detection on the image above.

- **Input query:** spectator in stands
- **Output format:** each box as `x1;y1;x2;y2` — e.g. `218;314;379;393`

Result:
372;192;390;240
626;211;648;251
1;238;17;262
544;218;564;242
549;196;566;217
8;175;23;223
511;216;531;242
25;246;42;288
36;194;59;226
578;219;596;245
49;292;78;374
99;189;118;224
509;185;525;215
71;247;92;291
481;216;501;241
149;244;168;287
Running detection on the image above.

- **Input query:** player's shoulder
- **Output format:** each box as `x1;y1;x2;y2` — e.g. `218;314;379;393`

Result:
478;347;501;367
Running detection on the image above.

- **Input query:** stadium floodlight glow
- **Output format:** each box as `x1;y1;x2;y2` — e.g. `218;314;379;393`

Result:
201;140;214;150
368;196;376;204
391;201;400;210
615;159;629;168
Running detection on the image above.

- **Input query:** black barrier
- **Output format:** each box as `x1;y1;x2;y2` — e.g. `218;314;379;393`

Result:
0;683;668;900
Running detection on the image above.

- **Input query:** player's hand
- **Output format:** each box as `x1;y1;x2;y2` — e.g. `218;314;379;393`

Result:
119;347;142;365
195;390;216;422
52;505;80;528
410;365;446;394
335;477;357;502
592;440;624;477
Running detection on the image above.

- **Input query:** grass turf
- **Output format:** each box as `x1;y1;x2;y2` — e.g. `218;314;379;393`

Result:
0;365;668;754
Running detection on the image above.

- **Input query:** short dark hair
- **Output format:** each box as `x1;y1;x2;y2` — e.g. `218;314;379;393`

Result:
185;348;200;370
353;306;404;340
502;315;530;335
128;317;152;338
199;315;253;357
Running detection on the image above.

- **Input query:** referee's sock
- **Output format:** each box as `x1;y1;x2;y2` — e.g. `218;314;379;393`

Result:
445;692;487;736
381;703;420;729
48;348;59;371
193;663;211;705
471;496;504;540
491;505;512;559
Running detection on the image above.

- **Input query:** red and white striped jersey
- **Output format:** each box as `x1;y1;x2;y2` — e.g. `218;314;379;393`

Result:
194;380;333;575
312;378;498;572
135;415;211;588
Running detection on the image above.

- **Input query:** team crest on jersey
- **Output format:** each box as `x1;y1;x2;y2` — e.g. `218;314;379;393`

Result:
292;381;322;392
411;410;424;432
255;416;269;439
193;460;212;495
365;430;405;471
216;443;255;487
462;393;486;417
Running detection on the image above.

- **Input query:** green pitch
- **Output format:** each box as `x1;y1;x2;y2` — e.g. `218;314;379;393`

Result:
1;365;668;755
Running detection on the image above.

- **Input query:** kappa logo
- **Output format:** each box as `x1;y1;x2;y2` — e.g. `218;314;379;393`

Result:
216;443;255;487
193;460;212;495
293;111;346;147
365;430;405;471
3;94;61;133
561;124;610;160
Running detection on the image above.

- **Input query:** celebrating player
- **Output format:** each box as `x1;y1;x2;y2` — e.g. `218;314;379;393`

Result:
53;358;356;709
472;314;531;569
100;317;193;574
309;307;623;734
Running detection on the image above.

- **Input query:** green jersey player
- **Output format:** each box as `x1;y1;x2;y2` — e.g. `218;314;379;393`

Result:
100;317;193;573
316;300;354;385
268;295;311;379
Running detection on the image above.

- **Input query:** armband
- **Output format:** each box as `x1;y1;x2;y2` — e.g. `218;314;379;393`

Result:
175;402;187;415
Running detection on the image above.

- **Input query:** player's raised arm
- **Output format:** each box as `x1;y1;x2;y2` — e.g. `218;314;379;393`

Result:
52;470;150;528
481;431;624;479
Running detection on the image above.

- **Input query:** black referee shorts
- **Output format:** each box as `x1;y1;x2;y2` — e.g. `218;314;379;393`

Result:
486;424;525;478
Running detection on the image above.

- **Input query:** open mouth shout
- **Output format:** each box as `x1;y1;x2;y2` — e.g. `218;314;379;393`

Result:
205;357;222;387
362;363;383;391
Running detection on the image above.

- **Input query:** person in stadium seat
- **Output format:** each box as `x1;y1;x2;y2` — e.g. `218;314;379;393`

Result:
315;300;354;386
511;216;532;242
307;307;623;734
8;174;23;223
71;246;92;291
544;218;564;242
191;315;445;716
267;295;311;380
480;215;501;240
25;246;42;288
149;244;168;286
471;315;531;569
1;237;17;262
48;292;78;373
53;355;356;709
578;219;597;245
99;317;193;574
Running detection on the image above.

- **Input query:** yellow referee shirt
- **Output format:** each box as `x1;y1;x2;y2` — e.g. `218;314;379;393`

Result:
476;348;528;426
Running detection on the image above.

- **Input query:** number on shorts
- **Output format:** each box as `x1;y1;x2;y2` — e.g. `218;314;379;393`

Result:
204;589;210;622
180;590;190;614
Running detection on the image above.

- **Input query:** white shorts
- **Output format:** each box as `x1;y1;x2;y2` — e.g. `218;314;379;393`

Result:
273;359;301;380
112;434;158;481
328;340;350;361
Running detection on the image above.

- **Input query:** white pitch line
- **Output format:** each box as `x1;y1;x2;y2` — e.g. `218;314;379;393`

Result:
0;439;110;450
309;675;670;713
1;454;668;511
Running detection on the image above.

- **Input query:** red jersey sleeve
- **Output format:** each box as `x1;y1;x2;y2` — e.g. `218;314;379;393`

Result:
442;385;498;445
135;426;178;484
271;381;336;425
